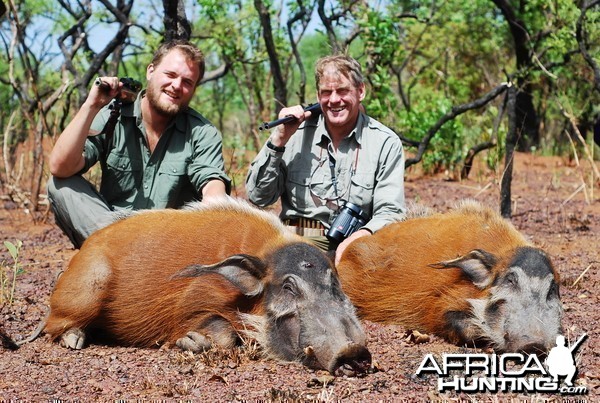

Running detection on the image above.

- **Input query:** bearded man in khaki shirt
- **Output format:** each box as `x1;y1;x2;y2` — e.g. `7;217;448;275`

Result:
246;54;406;264
48;40;230;249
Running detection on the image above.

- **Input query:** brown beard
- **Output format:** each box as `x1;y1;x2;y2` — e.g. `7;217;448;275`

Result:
145;84;188;117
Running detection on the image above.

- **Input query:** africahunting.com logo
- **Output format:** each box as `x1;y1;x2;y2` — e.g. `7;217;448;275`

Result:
415;333;588;395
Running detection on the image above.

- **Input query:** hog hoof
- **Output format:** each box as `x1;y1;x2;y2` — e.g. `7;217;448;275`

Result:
60;328;86;349
176;331;212;352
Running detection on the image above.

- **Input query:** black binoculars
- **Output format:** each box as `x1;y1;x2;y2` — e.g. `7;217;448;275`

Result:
95;77;142;104
326;202;368;243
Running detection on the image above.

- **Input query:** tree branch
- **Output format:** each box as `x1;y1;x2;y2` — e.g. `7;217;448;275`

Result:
403;82;510;167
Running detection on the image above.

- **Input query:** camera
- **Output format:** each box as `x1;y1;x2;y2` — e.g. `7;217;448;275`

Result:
326;202;368;243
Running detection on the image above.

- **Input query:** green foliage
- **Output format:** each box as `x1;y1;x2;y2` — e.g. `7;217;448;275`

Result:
462;105;506;172
193;0;271;115
2;0;600;190
296;32;333;98
1;240;24;305
355;7;400;121
398;92;465;174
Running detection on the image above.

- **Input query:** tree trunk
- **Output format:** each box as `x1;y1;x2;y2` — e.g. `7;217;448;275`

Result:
254;0;287;114
491;0;540;151
501;85;517;218
162;0;191;41
30;121;45;215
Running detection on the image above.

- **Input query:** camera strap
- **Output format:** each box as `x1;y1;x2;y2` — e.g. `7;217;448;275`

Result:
328;152;341;205
100;99;123;151
326;144;360;210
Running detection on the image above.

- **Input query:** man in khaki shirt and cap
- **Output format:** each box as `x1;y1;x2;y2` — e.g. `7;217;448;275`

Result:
246;54;405;264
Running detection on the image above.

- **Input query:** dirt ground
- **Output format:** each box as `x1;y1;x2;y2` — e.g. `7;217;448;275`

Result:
0;152;598;401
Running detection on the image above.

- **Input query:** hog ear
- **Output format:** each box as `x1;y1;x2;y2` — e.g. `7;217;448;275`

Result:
430;249;497;289
171;254;267;297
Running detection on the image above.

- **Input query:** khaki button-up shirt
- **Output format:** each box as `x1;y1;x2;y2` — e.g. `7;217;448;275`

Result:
246;112;405;233
82;92;231;210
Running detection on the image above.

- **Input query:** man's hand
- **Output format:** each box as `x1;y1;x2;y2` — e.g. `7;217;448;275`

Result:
49;77;122;178
89;77;122;108
334;228;371;266
269;104;317;148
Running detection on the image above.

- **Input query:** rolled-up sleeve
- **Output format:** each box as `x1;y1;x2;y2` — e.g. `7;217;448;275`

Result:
245;145;287;207
362;136;406;233
188;125;232;195
80;108;111;173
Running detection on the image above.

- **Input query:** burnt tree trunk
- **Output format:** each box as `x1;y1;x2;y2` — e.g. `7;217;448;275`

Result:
501;85;517;218
491;0;540;151
461;91;507;179
163;0;191;41
254;0;287;115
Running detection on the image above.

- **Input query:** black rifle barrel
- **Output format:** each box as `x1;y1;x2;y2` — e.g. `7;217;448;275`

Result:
259;103;322;131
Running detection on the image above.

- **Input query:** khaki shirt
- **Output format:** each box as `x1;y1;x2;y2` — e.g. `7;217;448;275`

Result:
82;91;231;210
246;112;405;233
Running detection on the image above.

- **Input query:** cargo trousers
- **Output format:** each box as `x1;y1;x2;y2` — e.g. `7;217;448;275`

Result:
46;175;124;249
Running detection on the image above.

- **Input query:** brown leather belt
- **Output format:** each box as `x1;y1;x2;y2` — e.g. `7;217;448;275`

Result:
284;217;325;237
284;217;325;229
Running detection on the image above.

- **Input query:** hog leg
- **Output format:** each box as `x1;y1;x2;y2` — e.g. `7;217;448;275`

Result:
176;332;212;352
44;252;112;347
175;316;239;352
60;328;86;349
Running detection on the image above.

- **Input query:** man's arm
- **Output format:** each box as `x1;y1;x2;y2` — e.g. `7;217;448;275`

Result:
246;104;314;207
186;119;232;199
335;229;371;266
49;78;120;178
245;143;287;207
361;137;406;233
201;179;227;200
266;104;310;148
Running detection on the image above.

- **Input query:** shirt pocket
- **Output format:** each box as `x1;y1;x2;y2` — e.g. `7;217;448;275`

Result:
349;172;375;210
288;171;313;209
103;153;142;203
156;159;188;204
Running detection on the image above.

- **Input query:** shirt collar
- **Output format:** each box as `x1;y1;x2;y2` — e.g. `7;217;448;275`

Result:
314;111;366;147
173;109;187;133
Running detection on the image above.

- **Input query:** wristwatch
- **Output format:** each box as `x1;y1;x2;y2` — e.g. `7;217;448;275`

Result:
266;139;286;152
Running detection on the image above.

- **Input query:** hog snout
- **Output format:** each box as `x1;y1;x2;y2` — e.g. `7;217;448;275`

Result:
329;343;372;377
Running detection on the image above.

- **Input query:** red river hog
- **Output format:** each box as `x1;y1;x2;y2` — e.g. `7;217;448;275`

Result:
44;198;371;376
337;200;562;353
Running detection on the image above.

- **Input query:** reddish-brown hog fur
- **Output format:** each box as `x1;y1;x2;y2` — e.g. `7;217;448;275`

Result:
337;200;562;352
45;200;291;347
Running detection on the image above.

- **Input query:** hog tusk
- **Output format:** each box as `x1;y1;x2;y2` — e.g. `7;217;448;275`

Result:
304;346;315;357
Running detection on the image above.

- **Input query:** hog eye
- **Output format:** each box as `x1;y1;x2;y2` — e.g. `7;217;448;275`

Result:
301;261;314;269
485;300;505;318
504;272;518;287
